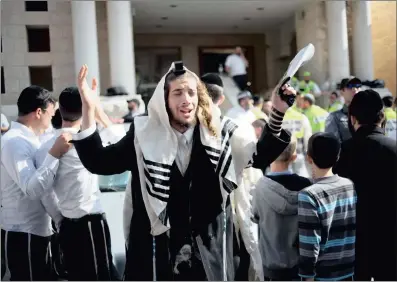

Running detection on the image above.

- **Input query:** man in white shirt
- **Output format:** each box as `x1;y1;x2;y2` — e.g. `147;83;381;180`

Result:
36;87;118;281
1;85;71;281
226;90;257;125
225;46;249;91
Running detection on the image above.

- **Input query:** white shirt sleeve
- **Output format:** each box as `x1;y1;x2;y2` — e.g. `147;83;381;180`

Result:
225;55;233;68
1;114;9;128
73;123;97;141
35;141;62;225
2;140;59;199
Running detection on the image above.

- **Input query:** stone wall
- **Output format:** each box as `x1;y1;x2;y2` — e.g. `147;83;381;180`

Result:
370;1;396;96
295;1;328;85
1;1;75;105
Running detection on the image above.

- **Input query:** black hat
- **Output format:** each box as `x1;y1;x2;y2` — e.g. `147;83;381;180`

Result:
350;89;383;116
201;73;223;88
17;85;54;115
339;76;362;90
59;87;82;113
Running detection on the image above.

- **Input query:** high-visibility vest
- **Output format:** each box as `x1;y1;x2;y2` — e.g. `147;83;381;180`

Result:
299;80;317;94
282;108;305;154
302;105;329;133
291;76;300;91
328;101;343;113
384;107;397;139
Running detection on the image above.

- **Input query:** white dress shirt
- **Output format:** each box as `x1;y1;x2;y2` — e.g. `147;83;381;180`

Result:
39;124;56;144
226;106;257;125
36;127;103;219
1;122;62;236
225;54;247;76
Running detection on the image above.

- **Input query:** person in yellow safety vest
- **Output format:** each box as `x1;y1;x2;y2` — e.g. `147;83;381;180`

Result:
328;91;344;113
382;96;397;140
291;76;300;92
282;107;312;177
300;93;329;133
298;71;321;96
251;95;269;121
291;93;304;113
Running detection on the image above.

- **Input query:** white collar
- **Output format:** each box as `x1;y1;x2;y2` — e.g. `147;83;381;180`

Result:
172;126;194;145
55;127;80;137
10;121;38;139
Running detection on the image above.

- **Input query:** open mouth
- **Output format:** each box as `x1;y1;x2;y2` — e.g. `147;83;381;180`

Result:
180;109;193;118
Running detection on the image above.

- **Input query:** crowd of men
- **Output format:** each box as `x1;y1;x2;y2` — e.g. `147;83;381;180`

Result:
0;60;396;282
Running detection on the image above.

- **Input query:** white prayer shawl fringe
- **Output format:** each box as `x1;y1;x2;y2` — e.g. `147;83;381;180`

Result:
124;63;258;280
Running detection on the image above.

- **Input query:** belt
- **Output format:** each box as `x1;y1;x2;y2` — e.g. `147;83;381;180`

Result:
63;213;106;223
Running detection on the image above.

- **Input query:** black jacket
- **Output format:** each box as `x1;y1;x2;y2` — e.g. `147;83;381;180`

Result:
334;125;397;281
73;119;290;280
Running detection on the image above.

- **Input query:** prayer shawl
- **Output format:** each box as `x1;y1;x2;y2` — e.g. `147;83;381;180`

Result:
124;63;258;279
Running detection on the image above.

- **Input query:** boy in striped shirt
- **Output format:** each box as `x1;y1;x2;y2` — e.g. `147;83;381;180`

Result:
298;132;356;281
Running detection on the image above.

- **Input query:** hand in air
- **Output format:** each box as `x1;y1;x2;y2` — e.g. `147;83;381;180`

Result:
271;80;297;113
77;64;99;109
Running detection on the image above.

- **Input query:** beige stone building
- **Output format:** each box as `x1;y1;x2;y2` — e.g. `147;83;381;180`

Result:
1;1;395;116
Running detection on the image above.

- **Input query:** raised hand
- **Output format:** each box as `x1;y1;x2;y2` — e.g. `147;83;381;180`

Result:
271;82;297;113
77;64;99;109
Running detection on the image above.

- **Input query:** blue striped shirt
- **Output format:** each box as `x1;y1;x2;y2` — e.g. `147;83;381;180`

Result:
298;174;356;281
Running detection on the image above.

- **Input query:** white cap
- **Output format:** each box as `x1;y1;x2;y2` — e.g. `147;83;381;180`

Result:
237;90;252;100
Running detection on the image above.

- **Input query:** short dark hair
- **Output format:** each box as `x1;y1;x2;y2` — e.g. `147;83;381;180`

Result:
17;85;55;116
127;98;141;107
205;84;223;103
51;109;62;129
252;118;267;130
382;96;394;108
252;95;263;106
349;89;384;126
58;87;82;122
308;132;340;169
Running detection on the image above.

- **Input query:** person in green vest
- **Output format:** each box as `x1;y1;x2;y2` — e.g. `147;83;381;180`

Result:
291;76;300;91
300;93;329;133
328;91;343;113
382;96;396;140
282;107;312;177
298;71;321;96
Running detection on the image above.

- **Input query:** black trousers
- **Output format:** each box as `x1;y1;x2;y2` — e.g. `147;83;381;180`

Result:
59;213;119;281
232;74;249;91
1;229;52;281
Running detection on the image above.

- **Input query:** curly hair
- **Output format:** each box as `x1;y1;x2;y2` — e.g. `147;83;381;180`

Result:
164;71;217;137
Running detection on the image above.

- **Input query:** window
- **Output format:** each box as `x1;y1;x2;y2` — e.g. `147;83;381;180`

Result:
1;67;5;94
25;1;48;12
26;26;50;52
29;66;53;91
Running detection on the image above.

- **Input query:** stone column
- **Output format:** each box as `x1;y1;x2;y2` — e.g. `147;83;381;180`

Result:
107;1;137;96
352;1;374;81
326;1;350;85
71;1;100;91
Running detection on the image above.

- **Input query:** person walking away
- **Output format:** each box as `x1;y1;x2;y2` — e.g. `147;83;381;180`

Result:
382;95;396;140
226;90;257;125
334;89;397;281
67;63;295;281
1;85;71;281
300;94;329;133
282;107;312;177
201;72;264;280
298;72;321;96
251;136;312;281
36;87;120;281
325;77;362;143
328;91;343;113
299;132;356;281
225;46;249;91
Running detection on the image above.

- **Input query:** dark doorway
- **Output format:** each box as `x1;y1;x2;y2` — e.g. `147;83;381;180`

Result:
198;46;256;92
